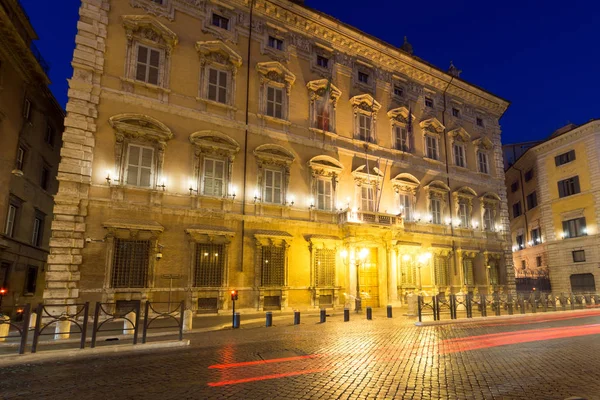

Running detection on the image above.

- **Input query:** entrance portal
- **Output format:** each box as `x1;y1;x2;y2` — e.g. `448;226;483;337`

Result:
359;249;379;308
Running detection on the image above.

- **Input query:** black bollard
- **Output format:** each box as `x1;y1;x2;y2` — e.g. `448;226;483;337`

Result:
387;305;393;318
320;308;326;323
266;311;273;327
294;311;301;325
344;308;350;322
233;312;240;329
366;307;372;320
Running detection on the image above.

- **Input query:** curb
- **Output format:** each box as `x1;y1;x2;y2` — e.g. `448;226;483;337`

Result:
415;308;600;326
0;340;190;367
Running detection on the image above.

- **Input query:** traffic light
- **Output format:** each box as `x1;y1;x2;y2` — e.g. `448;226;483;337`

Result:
231;290;238;301
0;288;7;296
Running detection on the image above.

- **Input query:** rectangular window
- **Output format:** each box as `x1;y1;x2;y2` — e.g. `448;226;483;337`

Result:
31;216;43;247
536;256;542;267
452;108;460;117
478;151;489;174
4;204;17;237
203;158;226;197
126;144;154;187
207;68;228;104
562;217;587;239
572;250;586;263
430;198;441;224
135;45;161;85
463;258;474;285
45;125;55;146
524;169;534;182
266;86;283;119
476;117;484;127
434;256;448;286
260;245;285;286
361;186;375;212
488;260;499;285
511;181;519;192
211;13;229;30
555;150;576;166
453;144;465;167
316;55;329;68
558;176;580;198
316;99;330;131
425;97;434;108
393;85;403;97
268;36;284;51
521;260;526;269
426;135;438;160
24;266;38;295
458;202;469;227
531;228;541;245
358;71;369;84
316;178;332;211
358;114;372;142
516;234;524;249
40;165;50;191
23;98;31;120
395;126;409;152
483;207;494;231
512;202;522;218
16;146;25;171
263;169;282;204
315;248;335;286
111;239;150;288
526;191;538;210
194;243;225;287
398;193;412;221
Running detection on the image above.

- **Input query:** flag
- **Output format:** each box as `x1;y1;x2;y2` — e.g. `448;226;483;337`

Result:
317;79;331;131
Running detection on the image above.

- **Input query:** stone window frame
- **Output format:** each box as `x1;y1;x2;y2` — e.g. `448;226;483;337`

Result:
201;2;238;43
424;180;450;225
254;144;295;206
473;136;494;175
391;173;420;221
254;231;293;310
195;41;243;114
121;15;178;100
129;0;176;21
391;75;408;103
311;42;334;76
307;79;342;135
352;59;375;93
109;114;174;190
453;186;477;229
352;165;384;213
189;130;240;199
483;252;503;285
480;193;501;232
308;155;344;213
307;235;342;307
420;118;445;162
388;107;415;153
432;249;453;290
256;62;296;124
448;127;470;169
350;94;381;144
261;23;289;62
102;219;164;295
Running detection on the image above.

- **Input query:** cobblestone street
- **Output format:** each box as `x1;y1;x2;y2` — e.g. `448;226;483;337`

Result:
2;310;600;399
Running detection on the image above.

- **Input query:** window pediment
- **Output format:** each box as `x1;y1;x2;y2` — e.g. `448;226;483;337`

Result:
109;114;173;144
420;118;445;135
256;61;296;86
448;127;470;142
473;136;493;150
189;130;240;157
122;15;178;50
195;41;242;68
254;144;295;166
387;107;415;124
352;164;384;183
306;79;342;101
454;186;477;199
308;155;343;174
391;173;420;193
425;180;450;193
350;94;381;113
103;218;164;233
185;225;235;243
480;192;501;207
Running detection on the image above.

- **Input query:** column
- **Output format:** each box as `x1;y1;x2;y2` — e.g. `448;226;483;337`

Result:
388;247;400;305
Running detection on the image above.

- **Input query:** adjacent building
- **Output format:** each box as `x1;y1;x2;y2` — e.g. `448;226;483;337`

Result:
507;121;600;294
0;0;64;307
46;0;512;313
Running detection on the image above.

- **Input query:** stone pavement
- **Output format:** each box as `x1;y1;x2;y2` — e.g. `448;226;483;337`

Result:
1;309;599;399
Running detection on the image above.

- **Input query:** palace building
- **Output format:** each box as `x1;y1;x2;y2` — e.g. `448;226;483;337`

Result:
46;0;513;313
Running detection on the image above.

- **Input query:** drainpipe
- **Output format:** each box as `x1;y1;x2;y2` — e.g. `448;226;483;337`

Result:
239;0;256;273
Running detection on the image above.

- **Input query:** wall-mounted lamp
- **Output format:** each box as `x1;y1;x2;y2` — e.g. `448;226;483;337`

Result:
253;190;261;203
472;220;479;229
106;170;113;186
286;195;295;206
227;185;237;201
189;186;198;196
158;178;166;192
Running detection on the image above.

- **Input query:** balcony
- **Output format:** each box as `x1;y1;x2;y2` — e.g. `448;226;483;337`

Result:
338;209;403;228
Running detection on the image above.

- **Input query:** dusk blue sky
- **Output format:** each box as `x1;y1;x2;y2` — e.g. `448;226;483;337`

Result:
22;0;600;145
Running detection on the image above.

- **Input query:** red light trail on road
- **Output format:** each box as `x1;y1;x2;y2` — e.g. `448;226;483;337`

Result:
208;354;323;369
207;368;328;387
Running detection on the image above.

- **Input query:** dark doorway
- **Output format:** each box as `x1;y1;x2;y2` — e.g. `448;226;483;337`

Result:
570;273;596;293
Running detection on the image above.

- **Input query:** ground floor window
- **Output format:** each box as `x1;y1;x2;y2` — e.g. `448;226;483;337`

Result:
400;257;417;285
570;273;596;293
488;260;499;285
194;243;225;287
463;258;474;286
111;239;150;288
434;256;449;286
315;248;335;286
261;245;285;286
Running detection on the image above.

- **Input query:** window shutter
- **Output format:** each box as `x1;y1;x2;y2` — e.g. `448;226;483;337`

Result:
136;46;148;81
273;171;281;203
574;176;580;194
558;181;565;198
139;148;153;187
218;71;227;103
264;170;273;202
126;145;141;185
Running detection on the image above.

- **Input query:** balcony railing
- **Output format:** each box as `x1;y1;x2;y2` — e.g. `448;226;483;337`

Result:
339;209;403;227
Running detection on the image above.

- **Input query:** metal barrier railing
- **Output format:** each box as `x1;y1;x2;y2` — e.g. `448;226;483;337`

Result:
142;301;184;344
32;303;90;353
0;304;31;354
91;302;141;348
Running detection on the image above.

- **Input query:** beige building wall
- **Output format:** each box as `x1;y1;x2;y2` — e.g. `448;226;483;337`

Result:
46;0;513;313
